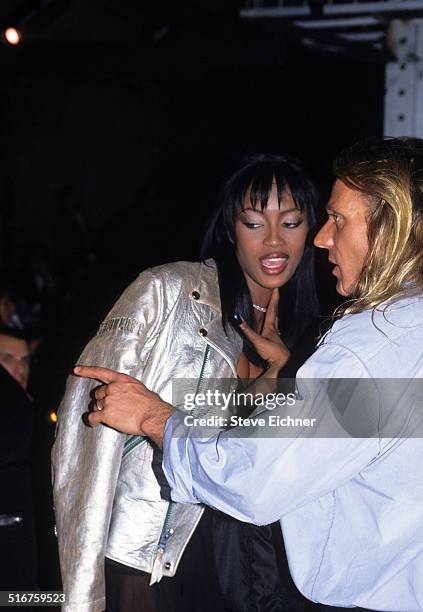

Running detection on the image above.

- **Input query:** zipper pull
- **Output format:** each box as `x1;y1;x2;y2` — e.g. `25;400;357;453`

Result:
149;548;164;585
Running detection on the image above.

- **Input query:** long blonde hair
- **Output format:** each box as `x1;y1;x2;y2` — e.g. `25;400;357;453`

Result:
333;137;423;315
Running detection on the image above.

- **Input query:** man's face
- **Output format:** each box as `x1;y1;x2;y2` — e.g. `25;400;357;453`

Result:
0;334;31;390
314;179;370;297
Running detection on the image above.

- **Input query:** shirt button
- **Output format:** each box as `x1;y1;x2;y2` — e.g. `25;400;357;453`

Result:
199;328;208;337
164;561;172;570
191;291;200;300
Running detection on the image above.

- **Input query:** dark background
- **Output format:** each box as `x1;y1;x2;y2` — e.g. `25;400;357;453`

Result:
0;0;385;590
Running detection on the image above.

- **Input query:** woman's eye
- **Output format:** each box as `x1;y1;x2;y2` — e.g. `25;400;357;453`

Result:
283;220;303;229
243;222;262;229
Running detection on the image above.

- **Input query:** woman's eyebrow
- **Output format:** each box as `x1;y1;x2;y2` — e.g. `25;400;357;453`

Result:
242;206;301;214
279;207;302;215
241;206;263;213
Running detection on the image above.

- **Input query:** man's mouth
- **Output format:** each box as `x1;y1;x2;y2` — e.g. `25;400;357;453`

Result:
259;253;289;275
331;263;340;277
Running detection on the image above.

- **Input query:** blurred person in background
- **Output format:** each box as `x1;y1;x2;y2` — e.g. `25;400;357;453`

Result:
0;327;38;591
0;280;24;330
0;326;31;389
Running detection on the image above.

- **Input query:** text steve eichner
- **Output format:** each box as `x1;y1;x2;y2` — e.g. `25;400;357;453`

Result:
183;415;317;428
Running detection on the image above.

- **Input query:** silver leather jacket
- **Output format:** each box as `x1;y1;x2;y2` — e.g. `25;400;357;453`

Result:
52;259;242;612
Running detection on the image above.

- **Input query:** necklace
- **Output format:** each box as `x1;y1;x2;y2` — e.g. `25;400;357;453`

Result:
252;303;267;313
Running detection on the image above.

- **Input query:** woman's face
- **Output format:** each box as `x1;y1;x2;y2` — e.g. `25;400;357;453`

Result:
234;183;309;302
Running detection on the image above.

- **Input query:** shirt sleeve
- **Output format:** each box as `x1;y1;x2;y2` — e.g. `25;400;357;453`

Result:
162;342;382;525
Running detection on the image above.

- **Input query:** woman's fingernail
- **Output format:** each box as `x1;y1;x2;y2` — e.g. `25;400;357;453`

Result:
233;313;243;326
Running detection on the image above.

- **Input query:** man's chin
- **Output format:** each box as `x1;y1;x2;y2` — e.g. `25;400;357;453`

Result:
335;279;350;297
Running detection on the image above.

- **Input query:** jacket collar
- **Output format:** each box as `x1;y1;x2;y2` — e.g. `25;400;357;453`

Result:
195;259;221;314
195;259;242;376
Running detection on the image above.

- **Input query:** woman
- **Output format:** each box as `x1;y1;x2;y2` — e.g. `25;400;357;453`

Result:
155;153;320;612
52;153;319;612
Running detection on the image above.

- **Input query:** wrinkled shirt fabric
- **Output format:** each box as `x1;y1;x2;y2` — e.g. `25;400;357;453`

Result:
163;294;423;611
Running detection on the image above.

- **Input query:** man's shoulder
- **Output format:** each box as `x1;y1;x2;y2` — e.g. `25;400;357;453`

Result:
300;294;423;378
321;293;423;371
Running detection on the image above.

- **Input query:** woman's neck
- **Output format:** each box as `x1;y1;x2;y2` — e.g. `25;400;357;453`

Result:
250;287;272;311
249;288;272;332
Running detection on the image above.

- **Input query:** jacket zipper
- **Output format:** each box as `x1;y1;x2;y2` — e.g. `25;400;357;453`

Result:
151;343;211;580
122;434;145;458
193;344;211;403
157;502;175;551
202;336;237;379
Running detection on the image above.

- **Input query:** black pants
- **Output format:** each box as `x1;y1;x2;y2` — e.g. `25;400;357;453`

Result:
105;535;225;612
105;510;225;612
104;508;312;612
105;559;160;612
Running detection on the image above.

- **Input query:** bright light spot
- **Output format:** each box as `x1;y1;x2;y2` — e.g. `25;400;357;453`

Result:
4;27;21;46
49;411;58;423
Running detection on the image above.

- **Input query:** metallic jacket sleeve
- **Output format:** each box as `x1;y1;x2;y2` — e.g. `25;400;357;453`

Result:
162;343;382;525
51;269;170;612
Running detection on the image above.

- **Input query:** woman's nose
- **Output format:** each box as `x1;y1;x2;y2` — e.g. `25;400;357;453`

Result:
263;224;284;246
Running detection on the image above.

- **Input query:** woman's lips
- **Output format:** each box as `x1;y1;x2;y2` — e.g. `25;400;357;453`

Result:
259;255;289;275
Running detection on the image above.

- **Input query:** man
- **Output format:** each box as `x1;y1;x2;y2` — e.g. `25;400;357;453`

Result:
0;327;37;590
78;137;423;611
0;326;31;390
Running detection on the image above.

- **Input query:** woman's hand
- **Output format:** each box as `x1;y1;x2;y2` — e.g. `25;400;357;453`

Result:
73;366;173;448
239;288;290;376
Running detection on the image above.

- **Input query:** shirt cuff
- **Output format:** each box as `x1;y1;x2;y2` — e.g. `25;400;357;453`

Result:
162;412;200;505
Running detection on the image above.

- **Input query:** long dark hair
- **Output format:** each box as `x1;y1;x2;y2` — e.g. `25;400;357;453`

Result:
201;153;320;364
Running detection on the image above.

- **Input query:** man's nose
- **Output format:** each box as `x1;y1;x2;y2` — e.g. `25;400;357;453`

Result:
314;220;334;250
13;361;27;383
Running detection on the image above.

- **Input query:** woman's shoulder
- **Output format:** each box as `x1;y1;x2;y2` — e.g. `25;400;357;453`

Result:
112;259;218;318
146;258;217;291
102;260;218;334
149;259;213;279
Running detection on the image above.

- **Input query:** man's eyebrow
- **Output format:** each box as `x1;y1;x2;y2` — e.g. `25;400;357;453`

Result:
325;203;341;214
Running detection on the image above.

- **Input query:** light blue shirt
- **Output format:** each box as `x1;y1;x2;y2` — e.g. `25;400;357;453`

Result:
163;294;423;611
